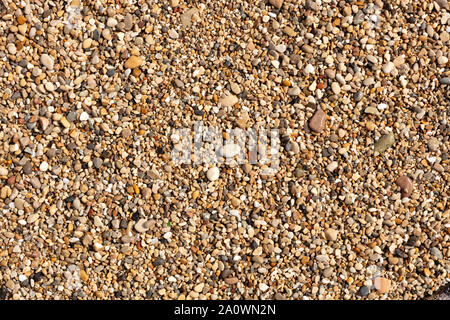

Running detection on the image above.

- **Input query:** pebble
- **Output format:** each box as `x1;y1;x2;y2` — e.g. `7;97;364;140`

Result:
287;86;300;96
382;62;395;74
373;277;391;294
230;82;241;95
324;228;338;241
168;29;179;39
430;247;443;260
221;144;241;158
331;82;341;95
259;283;269;292
395;175;413;198
0;166;8;176
427;137;440;152
359;286;370;297
326;161;338;172
309;108;327;133
79;112;89;121
40;54;54;70
304;64;315;75
374;132;395;153
0;0;446;301
134;219;149;233
125;56;143;69
224;277;238;285
269;0;284;9
207;167;220;181
219;94;238;107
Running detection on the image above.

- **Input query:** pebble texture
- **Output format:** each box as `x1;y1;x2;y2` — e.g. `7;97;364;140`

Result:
0;0;448;301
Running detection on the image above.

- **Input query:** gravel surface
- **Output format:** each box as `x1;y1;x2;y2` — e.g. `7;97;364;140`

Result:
0;0;448;300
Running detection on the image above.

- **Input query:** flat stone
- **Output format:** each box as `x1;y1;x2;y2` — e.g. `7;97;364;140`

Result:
309;108;326;133
395;175;413;198
374;132;395;153
40;54;54;70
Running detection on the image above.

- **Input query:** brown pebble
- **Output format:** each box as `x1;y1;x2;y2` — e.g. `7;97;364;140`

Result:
395;175;413;198
269;0;284;9
309;108;326;133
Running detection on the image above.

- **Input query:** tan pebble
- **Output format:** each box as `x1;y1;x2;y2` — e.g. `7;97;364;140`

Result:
269;0;284;9
224;277;238;285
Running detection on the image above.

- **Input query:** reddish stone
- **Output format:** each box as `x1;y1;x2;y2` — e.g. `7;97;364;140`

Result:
395;175;413;198
309;108;326;133
374;277;391;294
269;0;284;9
224;277;239;285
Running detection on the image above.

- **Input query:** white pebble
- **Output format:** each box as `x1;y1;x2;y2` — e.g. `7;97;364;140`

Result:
39;161;49;172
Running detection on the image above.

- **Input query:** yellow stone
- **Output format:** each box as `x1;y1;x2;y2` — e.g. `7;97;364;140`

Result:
192;190;200;200
125;56;143;69
80;269;88;281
